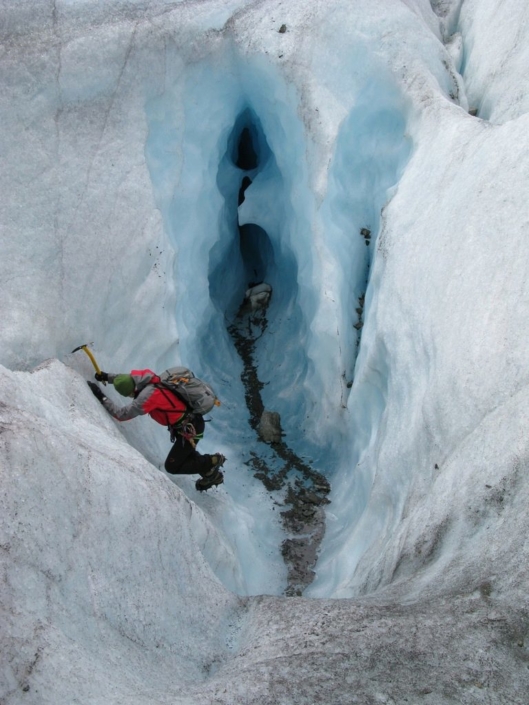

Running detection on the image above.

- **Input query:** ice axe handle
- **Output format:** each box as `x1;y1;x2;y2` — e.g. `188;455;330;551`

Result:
71;344;106;385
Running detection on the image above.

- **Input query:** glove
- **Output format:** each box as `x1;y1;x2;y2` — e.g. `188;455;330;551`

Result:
95;371;109;383
87;381;106;403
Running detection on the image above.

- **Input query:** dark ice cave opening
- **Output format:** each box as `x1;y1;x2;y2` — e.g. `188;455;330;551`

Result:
235;126;259;170
230;109;274;287
230;108;269;173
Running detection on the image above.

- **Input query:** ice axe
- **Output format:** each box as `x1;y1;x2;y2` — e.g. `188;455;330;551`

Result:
71;343;106;385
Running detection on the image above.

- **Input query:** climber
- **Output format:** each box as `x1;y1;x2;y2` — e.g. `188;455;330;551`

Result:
87;369;225;492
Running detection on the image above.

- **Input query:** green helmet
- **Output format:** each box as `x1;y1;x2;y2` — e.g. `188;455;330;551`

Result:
113;374;135;397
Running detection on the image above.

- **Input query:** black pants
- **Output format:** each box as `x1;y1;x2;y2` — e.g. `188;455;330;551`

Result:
164;416;214;477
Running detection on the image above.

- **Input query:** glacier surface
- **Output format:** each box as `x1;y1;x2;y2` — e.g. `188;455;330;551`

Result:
1;0;529;702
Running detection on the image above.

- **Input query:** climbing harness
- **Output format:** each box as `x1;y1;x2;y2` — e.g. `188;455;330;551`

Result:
168;412;203;447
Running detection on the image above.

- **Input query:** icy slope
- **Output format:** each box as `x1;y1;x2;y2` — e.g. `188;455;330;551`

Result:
459;0;529;123
1;0;529;702
310;88;529;597
0;360;244;702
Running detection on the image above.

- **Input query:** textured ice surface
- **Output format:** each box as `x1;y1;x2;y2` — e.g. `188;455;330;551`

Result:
1;0;529;702
458;0;529;123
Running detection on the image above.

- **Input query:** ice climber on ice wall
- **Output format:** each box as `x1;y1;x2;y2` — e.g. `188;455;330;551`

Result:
88;367;226;492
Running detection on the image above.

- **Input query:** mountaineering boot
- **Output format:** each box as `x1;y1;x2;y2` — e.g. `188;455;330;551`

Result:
195;454;226;492
211;453;226;468
195;468;224;492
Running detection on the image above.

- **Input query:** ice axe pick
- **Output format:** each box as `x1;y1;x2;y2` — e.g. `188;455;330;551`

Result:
71;343;106;385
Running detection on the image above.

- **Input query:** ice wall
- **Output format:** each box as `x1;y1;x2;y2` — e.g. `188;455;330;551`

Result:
458;0;529;123
2;0;529;702
309;0;529;597
0;2;176;371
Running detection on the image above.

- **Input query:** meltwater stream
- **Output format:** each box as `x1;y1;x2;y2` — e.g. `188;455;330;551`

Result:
219;108;332;594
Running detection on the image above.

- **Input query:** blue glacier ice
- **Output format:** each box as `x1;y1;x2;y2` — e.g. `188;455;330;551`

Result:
1;0;529;702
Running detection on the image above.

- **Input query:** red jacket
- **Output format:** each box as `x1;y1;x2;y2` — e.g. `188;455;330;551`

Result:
103;369;187;427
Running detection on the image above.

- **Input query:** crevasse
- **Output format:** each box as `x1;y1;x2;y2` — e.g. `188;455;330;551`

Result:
145;43;412;596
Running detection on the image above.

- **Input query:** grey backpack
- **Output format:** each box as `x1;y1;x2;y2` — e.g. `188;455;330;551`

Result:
157;367;219;415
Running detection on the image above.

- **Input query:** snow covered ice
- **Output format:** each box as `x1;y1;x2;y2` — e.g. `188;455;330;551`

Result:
1;0;529;702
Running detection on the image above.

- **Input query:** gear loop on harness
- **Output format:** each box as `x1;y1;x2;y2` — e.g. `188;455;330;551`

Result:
169;413;199;447
181;421;197;441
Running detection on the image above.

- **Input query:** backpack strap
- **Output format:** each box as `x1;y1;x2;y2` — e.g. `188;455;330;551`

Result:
155;382;190;411
152;385;189;433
